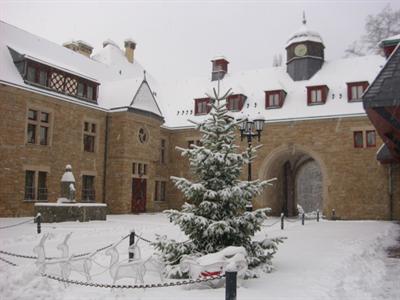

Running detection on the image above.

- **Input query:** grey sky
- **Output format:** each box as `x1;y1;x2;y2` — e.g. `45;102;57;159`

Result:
1;0;399;82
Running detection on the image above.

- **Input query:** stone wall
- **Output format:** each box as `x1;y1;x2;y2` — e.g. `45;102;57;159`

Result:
167;116;393;220
105;110;169;214
0;85;107;217
391;164;400;220
34;203;107;222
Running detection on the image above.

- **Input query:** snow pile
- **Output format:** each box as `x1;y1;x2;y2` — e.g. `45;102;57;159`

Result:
0;264;63;300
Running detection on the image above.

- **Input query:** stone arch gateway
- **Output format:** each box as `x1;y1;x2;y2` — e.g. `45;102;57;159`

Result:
256;144;329;217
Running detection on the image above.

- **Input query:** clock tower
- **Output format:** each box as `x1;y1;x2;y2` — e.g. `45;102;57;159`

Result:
286;15;325;81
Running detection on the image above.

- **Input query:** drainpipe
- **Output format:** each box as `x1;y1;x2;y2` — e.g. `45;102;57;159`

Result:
388;163;393;221
102;115;109;204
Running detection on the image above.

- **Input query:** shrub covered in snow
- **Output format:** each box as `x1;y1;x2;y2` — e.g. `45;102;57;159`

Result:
153;85;283;278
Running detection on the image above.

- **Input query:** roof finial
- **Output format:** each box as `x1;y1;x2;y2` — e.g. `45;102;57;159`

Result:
143;70;147;81
302;11;307;25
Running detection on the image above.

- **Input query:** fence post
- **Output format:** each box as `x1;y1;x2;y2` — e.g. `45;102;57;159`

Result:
129;230;135;261
280;213;284;230
36;213;41;234
332;209;336;221
317;209;320;222
301;213;305;225
225;271;237;300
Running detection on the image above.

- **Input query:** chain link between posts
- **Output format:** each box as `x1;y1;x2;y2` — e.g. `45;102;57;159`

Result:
41;272;225;289
0;234;129;260
0;218;35;229
0;253;225;289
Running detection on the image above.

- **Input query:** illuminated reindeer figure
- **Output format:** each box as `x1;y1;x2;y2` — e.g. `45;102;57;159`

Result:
56;232;95;282
33;233;50;274
128;238;165;282
33;233;70;284
105;238;146;285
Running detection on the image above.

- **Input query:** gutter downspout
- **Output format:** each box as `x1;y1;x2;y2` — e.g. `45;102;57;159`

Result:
389;163;393;221
102;115;109;204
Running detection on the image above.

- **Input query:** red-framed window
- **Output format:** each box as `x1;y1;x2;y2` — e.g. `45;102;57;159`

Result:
353;131;364;148
307;85;329;105
265;90;286;109
26;61;49;87
194;98;211;115
227;94;246;111
347;81;369;102
366;130;376;147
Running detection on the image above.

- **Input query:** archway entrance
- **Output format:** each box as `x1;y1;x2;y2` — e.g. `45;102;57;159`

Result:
258;145;325;217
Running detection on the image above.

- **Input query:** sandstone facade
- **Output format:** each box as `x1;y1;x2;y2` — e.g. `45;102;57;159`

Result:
0;83;398;220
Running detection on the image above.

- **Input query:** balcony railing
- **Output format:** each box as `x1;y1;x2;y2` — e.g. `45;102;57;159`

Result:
24;187;47;201
82;189;95;202
24;187;35;200
37;188;48;201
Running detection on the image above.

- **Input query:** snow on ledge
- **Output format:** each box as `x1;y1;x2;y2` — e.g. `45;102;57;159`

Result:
34;203;107;207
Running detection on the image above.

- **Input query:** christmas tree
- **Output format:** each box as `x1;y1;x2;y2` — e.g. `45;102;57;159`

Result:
153;84;283;277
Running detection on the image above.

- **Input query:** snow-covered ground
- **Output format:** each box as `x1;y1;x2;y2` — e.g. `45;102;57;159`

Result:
0;214;399;300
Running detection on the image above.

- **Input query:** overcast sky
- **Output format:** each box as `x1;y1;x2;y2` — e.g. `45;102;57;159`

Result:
1;0;399;82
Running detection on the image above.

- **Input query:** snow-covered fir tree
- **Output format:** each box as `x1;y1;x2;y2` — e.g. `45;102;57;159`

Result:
153;84;283;277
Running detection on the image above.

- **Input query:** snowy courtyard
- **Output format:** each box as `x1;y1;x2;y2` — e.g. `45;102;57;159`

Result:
0;214;399;300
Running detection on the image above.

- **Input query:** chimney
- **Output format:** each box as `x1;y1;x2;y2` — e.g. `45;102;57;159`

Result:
211;57;229;81
124;39;136;63
63;40;93;58
379;35;400;59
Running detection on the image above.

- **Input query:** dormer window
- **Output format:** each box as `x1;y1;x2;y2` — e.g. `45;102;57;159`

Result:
195;98;211;115
23;60;98;102
265;90;287;109
8;48;99;104
307;85;329;105
347;81;369;102
227;94;246;111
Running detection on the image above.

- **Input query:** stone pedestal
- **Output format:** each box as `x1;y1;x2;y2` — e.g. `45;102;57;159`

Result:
34;203;107;223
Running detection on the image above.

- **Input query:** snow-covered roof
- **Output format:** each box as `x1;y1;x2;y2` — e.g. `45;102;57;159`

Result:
379;34;400;46
0;21;163;117
212;56;229;61
0;21;386;129
157;55;385;128
286;23;324;47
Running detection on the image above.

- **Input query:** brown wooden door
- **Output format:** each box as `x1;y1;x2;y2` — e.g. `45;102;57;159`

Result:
132;178;146;213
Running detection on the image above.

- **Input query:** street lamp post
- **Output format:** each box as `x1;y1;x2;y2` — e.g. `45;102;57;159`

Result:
238;117;265;212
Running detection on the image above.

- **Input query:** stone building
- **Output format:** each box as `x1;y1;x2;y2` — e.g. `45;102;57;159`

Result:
0;20;398;220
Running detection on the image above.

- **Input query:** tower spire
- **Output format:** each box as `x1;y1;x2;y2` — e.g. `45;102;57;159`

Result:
302;11;307;25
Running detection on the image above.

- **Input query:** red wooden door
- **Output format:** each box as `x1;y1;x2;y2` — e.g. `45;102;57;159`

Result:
132;178;146;213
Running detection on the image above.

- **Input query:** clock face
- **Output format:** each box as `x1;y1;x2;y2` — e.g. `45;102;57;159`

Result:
294;44;307;57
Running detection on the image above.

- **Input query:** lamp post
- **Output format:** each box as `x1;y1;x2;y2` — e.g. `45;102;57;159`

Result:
238;117;265;212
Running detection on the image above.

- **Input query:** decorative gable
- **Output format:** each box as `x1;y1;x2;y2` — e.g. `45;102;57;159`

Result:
306;85;329;105
130;80;163;117
265;90;287;109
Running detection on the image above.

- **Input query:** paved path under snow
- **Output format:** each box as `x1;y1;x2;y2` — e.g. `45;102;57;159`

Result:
0;214;398;300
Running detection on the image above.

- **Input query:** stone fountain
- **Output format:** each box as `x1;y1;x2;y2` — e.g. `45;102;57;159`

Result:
34;165;107;222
